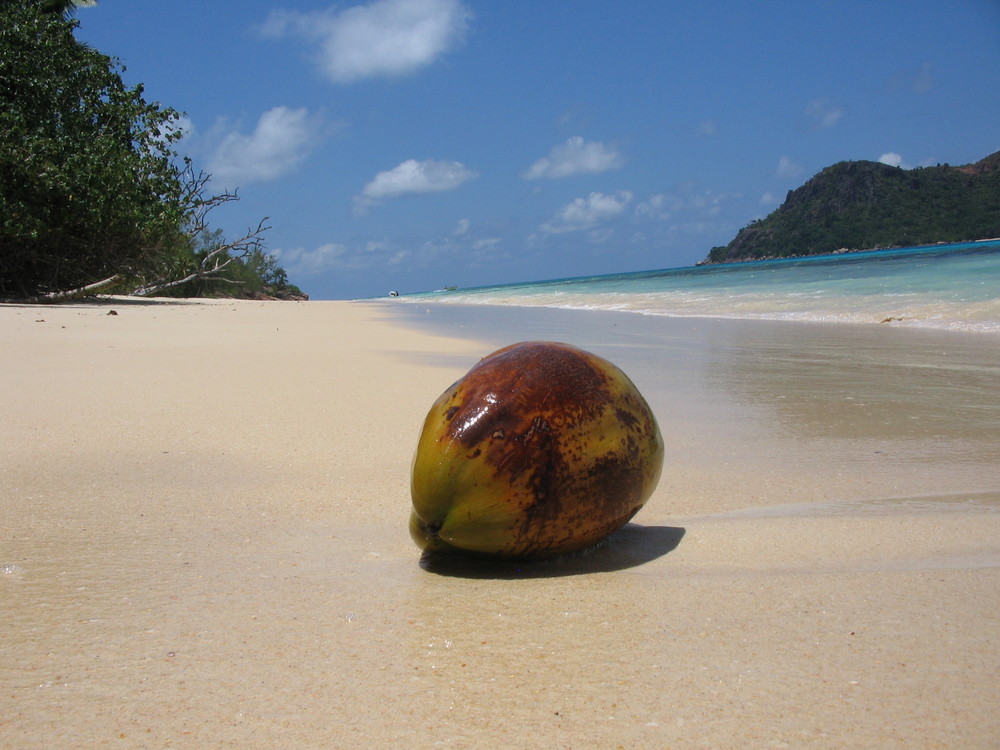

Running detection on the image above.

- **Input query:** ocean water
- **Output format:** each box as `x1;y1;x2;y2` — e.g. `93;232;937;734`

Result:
398;240;1000;333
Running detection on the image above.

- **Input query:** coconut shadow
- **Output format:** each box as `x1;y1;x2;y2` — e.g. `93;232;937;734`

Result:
418;523;685;579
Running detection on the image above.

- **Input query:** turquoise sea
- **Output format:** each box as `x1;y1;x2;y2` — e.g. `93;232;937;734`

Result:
399;240;1000;334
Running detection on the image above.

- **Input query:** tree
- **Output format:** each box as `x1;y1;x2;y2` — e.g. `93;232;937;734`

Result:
1;2;304;301
40;0;98;16
0;2;190;297
128;166;272;297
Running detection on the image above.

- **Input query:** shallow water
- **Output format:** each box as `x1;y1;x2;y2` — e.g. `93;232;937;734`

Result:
398;240;1000;333
387;303;1000;516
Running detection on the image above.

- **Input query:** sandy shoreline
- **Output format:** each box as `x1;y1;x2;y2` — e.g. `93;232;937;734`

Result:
3;298;999;748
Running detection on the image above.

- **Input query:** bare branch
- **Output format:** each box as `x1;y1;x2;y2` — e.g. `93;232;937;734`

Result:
130;217;271;297
130;270;243;296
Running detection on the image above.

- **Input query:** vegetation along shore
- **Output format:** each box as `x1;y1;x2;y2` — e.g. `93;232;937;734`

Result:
0;2;304;302
705;150;1000;264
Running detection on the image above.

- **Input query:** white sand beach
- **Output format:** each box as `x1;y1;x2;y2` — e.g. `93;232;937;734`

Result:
3;298;998;748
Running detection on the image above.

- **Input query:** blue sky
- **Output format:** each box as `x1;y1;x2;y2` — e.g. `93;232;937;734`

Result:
75;0;1000;299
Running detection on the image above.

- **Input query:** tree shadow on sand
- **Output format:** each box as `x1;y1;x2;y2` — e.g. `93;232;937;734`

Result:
419;524;685;579
0;296;196;308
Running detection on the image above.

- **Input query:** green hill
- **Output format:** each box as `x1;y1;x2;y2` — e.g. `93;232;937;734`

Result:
705;151;1000;263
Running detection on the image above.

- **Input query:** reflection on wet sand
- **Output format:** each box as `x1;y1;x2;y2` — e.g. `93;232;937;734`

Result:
703;320;1000;445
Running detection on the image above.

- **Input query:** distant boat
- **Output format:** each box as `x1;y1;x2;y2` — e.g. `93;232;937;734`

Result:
435;285;459;292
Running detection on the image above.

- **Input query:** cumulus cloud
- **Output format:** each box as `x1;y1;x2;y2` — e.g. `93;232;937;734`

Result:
541;191;633;234
452;218;470;235
878;152;911;169
207;106;325;185
261;0;471;83
805;98;844;129
776;155;804;179
523;137;625;180
354;158;477;212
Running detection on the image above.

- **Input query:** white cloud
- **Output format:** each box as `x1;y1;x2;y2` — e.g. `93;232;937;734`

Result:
354;158;477;212
759;191;779;206
541;191;633;234
634;186;737;222
261;0;471;84
633;193;683;221
472;237;500;250
878;152;910;169
207;107;325;185
805;98;844;129
776;155;804;179
274;243;349;276
523;137;625;180
363;158;477;197
452;218;470;235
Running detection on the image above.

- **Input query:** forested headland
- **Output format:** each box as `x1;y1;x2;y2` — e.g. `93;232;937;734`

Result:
1;1;305;302
705;150;1000;264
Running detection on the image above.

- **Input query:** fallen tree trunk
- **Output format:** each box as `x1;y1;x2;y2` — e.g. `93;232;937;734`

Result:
12;274;122;304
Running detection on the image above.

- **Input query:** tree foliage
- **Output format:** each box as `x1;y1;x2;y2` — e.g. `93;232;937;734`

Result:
39;0;98;16
0;3;186;295
0;1;303;300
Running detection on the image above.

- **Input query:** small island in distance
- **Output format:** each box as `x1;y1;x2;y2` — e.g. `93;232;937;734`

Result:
704;150;1000;264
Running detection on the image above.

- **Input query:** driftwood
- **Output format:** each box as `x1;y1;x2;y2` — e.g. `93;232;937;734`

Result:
13;274;122;304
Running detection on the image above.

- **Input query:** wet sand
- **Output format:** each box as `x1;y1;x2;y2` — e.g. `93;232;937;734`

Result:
2;299;999;748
